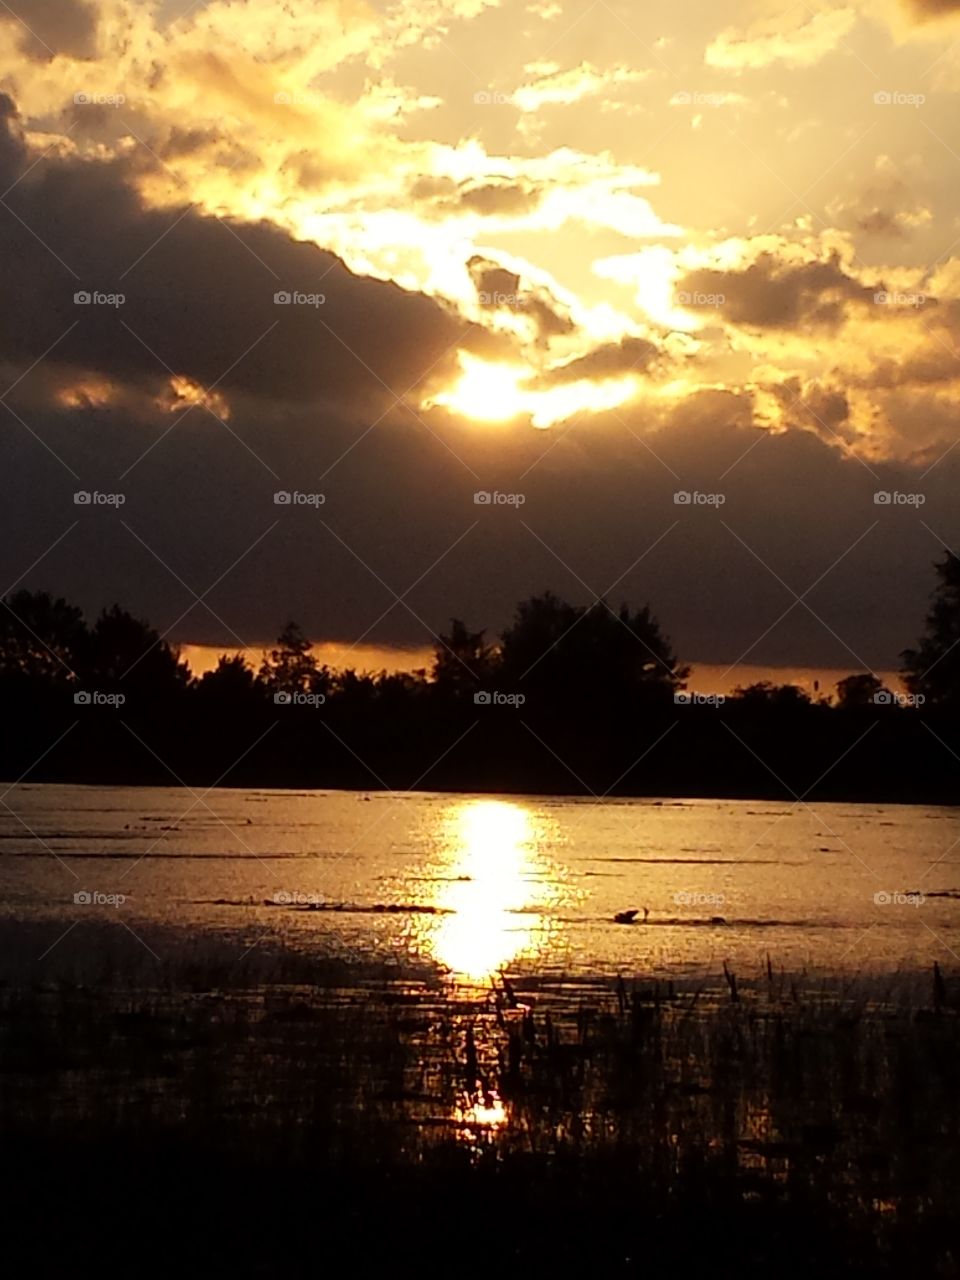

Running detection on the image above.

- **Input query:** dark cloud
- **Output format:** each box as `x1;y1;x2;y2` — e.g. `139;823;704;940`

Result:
468;257;520;300
0;95;501;414
149;126;260;173
827;178;930;241
903;0;960;21
0;0;98;60
467;255;573;339
766;378;853;444
679;252;874;329
849;345;959;392
457;182;539;216
855;209;911;238
408;175;540;220
541;336;659;385
4;382;955;675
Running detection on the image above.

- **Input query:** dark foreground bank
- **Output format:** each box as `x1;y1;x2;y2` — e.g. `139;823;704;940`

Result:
1;935;959;1277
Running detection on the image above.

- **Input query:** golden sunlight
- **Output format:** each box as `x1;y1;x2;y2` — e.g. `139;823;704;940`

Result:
594;246;698;331
427;351;639;428
422;798;555;980
429;352;530;423
454;1092;508;1135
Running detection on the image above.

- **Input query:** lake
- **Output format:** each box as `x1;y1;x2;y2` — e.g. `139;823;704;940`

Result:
2;783;958;983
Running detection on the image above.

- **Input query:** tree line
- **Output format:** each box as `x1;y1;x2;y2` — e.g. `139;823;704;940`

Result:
1;554;959;800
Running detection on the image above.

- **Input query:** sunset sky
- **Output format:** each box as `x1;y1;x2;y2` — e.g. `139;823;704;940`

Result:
2;0;960;685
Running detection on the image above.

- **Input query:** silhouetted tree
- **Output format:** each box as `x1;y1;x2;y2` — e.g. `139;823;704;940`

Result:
902;552;960;709
0;590;88;684
1;580;955;800
196;654;262;708
259;621;328;696
731;682;812;709
836;672;888;710
89;605;190;697
432;620;497;695
498;592;686;704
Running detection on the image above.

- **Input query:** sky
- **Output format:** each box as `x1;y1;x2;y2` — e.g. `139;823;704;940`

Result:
1;0;960;687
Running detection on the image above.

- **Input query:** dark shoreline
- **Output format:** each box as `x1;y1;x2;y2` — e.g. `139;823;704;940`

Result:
3;769;960;808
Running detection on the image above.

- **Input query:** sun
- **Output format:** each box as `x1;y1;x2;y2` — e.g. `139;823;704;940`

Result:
426;351;641;428
429;352;529;423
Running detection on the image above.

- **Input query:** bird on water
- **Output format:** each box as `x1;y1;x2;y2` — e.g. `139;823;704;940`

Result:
613;906;649;924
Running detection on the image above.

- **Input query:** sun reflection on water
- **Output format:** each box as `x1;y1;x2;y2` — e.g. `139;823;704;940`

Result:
456;1093;508;1133
418;798;559;981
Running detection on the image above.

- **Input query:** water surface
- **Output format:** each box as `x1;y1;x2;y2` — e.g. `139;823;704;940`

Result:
2;784;958;981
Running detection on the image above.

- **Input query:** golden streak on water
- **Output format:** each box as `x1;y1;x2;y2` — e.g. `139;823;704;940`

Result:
419;798;558;981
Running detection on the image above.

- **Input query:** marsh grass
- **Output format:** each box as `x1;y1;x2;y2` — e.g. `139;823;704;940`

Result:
2;934;959;1275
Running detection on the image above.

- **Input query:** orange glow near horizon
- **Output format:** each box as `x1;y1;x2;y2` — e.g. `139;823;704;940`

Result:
179;641;434;679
